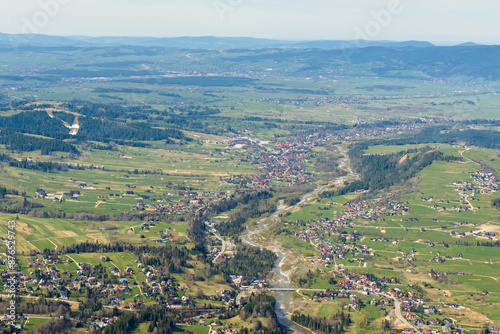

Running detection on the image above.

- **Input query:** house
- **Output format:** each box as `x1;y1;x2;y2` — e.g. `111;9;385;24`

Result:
35;188;47;198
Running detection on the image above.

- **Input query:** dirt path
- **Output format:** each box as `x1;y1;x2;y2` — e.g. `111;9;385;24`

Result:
27;241;41;252
133;275;145;297
66;255;82;270
47;238;58;250
472;274;499;282
397;154;408;165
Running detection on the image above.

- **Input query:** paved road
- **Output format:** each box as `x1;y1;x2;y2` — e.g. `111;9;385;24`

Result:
212;234;227;263
393;299;414;329
380;293;414;330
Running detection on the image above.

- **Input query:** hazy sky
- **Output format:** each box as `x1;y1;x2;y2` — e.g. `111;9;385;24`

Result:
0;0;499;44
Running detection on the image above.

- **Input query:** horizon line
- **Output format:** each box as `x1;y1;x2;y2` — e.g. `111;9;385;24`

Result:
0;32;495;47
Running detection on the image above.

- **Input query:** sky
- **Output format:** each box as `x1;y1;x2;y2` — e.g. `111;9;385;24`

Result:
0;0;499;44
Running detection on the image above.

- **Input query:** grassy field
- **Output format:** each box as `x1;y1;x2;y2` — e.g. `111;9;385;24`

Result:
23;317;51;332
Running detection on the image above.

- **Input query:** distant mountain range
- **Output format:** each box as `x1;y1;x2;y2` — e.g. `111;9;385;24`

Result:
0;33;497;81
0;33;444;50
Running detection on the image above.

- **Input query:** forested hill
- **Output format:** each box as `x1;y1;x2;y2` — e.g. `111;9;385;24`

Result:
321;147;463;197
0;109;186;143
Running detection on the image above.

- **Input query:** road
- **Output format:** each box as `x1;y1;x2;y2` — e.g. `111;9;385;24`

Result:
393;298;415;329
212;233;227;263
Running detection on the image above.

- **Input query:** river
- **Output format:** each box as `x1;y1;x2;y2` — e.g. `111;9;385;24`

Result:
241;146;354;333
242;187;322;334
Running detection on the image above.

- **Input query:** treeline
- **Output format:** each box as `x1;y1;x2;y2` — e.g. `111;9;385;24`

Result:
0;197;43;215
0;184;19;199
0;299;70;316
359;127;500;150
321;148;462;197
222;244;276;278
0;154;84;173
24;209;172;221
291;312;351;334
493;198;500;210
0;129;79;154
453;240;500;248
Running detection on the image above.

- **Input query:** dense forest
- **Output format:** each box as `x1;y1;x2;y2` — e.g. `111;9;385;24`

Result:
0;129;79;154
222;244;276;278
291;312;351;334
78;117;186;142
0;108;187;144
187;217;207;252
102;309;177;334
216;192;276;237
0;110;71;139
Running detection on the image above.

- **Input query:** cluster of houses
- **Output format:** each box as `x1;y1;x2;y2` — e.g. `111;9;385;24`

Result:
286;198;412;248
300;275;468;332
130;190;222;214
437;170;500;214
0;253;200;312
35;188;81;202
470;171;500;193
221;139;316;189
